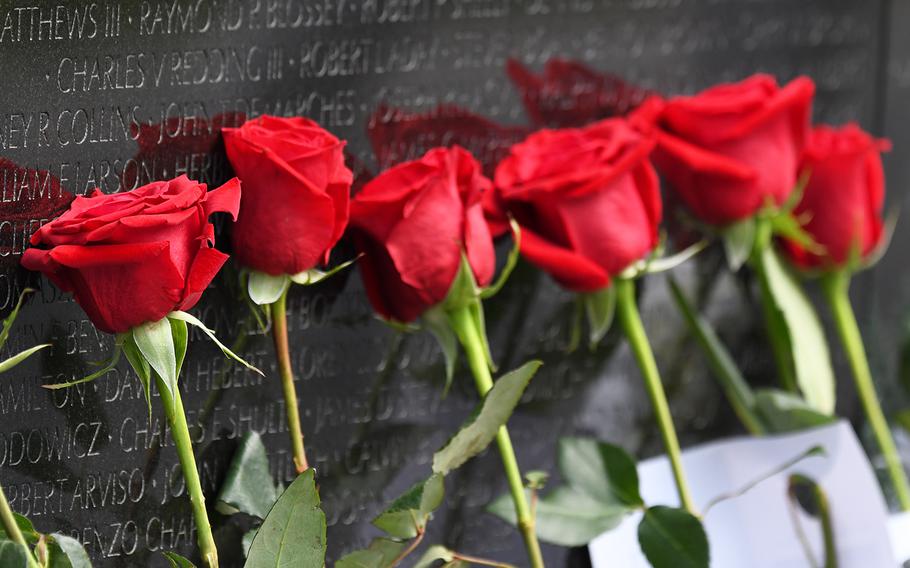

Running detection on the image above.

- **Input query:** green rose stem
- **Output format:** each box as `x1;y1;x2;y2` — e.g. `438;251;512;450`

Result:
270;289;309;473
0;484;37;567
156;375;219;568
448;305;545;568
615;278;697;514
820;270;910;510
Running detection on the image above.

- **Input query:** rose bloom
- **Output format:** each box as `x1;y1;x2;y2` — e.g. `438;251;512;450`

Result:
783;123;890;269
487;118;661;292
223;115;353;275
633;74;815;226
349;146;495;322
21;176;240;334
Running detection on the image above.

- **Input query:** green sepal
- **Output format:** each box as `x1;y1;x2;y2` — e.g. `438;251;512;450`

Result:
170;318;188;378
618;237;706;279
122;333;153;424
722;217;756;271
162;551;196;567
423;307;459;396
855;208;899;272
247;271;290;306
479;218;521;300
42;338;124;390
0;288;34;351
779;168;811;214
167;311;263;376
643;240;707;275
290;255;362;286
580;287;616;348
133;318;178;413
442;254;482;313
770;211;823;254
377;317;420;334
0;344;51;374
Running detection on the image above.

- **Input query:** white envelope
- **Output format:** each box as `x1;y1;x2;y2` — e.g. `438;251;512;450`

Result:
589;421;898;567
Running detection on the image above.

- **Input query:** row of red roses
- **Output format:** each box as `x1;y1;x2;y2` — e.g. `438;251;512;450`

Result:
14;72;891;567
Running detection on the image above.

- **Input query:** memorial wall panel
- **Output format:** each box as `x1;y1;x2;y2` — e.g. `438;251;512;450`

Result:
0;0;900;565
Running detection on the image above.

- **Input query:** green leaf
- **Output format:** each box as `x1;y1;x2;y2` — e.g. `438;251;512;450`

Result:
581;287;616;348
289;255;361;285
42;343;122;390
524;470;549;490
0;289;34;351
217;432;280;519
667;278;765;435
0;344;50;374
559;437;643;507
423;308;459;396
759;247;836;414
49;534;91;568
722;217;756;271
644;240;707;274
479;219;521;300
488;486;629;547
753;389;835;433
245;469;326;568
163;551;196;567
122;334;153;423
242;530;256;558
0;513;38;544
433;360;540;475
336;538;406;568
373;474;444;539
168;312;264;376
133;318;178;411
0;539;30;568
637;506;709;568
248;272;290;306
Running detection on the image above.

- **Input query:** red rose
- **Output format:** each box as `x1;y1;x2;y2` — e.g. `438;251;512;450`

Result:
21;176;240;334
784;123;890;269
634;74;815;226
223;115;353;275
490;118;661;292
350;146;495;322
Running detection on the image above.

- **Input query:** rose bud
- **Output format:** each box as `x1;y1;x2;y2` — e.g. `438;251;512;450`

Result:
783;123;890;269
223;115;353;276
633;74;815;226
21;175;240;334
489;118;662;292
349;146;495;323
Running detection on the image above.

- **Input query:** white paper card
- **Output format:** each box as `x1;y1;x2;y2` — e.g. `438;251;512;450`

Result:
589;421;897;567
